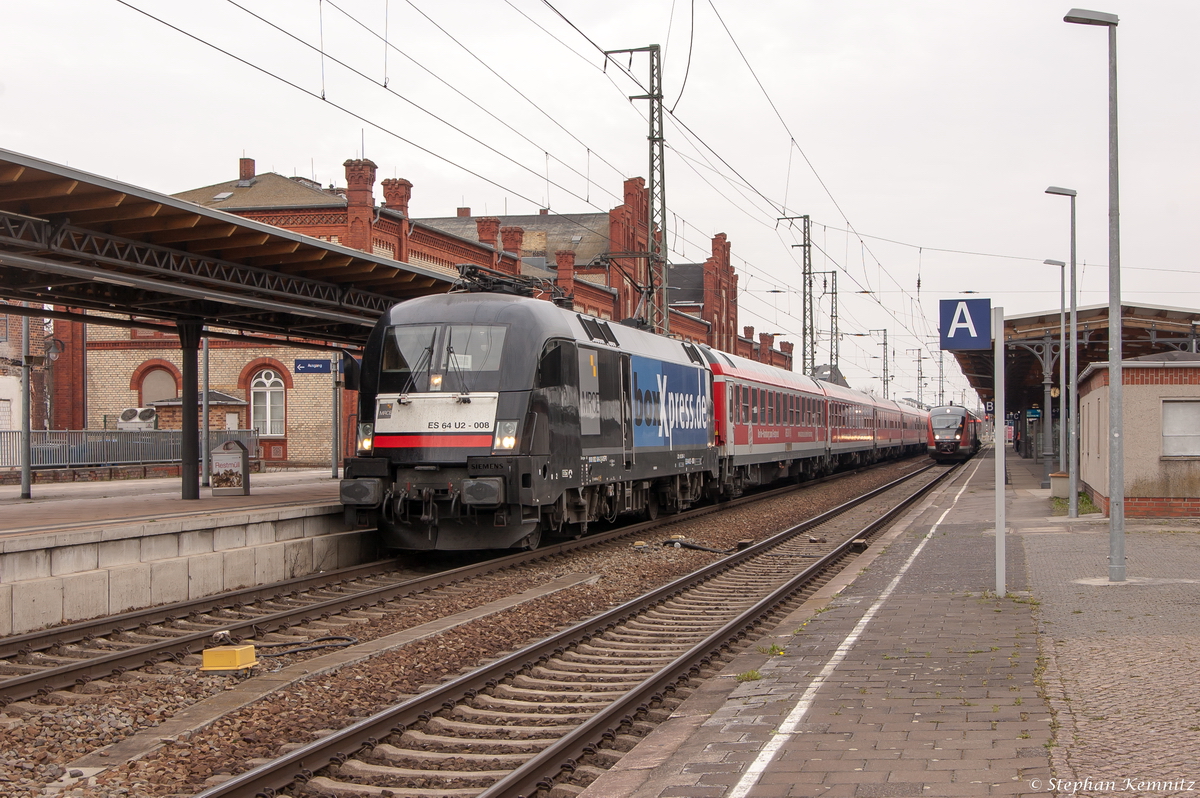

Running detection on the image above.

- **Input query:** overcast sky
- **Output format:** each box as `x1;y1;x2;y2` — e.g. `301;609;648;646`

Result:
4;0;1197;405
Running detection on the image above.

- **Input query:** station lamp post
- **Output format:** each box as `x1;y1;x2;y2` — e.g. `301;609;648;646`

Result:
1065;7;1123;580
1046;186;1079;517
1045;259;1067;479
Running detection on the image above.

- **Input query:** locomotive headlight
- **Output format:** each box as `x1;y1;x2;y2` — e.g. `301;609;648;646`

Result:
493;420;519;451
429;373;443;391
357;423;375;454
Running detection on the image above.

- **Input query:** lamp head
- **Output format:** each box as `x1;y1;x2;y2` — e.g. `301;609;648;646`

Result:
1064;8;1119;26
1044;259;1066;267
1045;186;1078;197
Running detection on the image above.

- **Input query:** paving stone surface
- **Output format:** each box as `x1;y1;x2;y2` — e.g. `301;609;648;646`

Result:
1025;528;1200;797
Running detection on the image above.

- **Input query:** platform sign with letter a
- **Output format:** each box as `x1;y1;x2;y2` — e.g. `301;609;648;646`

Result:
939;298;992;350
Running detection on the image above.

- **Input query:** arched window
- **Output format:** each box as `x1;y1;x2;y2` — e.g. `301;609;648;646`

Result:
251;369;285;436
141;369;178;405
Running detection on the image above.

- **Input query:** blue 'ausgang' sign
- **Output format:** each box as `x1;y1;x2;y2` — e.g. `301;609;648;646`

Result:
295;358;332;374
939;299;992;350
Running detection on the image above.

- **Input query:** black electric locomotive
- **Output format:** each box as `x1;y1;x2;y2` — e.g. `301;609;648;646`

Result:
340;292;717;551
926;404;982;463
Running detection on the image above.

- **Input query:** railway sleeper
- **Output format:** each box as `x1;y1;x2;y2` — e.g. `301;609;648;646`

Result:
0;662;46;676
425;715;573;740
510;674;634;694
556;649;677;666
334;758;508;787
367;742;531;769
471;693;608;714
492;683;625;704
644;603;741;617
399;728;554;754
576;639;686;654
527;665;650;685
599;630;708;645
542;656;662;676
618;620;717;634
452;704;595;726
607;732;646;753
470;691;609;715
560;762;610;788
302;775;476;797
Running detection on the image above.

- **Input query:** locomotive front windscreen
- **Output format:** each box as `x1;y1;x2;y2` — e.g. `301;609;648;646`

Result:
380;324;507;393
930;413;964;439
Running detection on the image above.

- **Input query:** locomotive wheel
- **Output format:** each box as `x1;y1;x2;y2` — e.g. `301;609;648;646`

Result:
644;492;660;521
518;527;542;551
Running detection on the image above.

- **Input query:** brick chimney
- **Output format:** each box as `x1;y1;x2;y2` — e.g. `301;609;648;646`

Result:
239;157;255;182
500;226;524;259
555;250;576;301
381;178;412;217
343;158;378;253
476;217;500;249
457;207;471;218
743;326;755;340
759;332;775;350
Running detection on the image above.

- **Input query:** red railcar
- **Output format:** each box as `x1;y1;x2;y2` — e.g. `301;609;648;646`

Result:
926;404;982;463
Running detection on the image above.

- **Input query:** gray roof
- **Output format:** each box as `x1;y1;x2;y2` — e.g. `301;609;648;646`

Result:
151;390;247;406
417;213;612;266
1128;351;1200;362
667;262;704;306
173;172;347;211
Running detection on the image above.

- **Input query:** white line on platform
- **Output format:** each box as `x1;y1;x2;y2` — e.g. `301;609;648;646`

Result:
727;457;987;798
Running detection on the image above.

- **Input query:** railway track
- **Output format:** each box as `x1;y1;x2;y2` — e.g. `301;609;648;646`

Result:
0;460;910;708
196;462;955;798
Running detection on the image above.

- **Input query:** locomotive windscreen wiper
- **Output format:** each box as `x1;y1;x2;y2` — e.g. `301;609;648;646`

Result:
446;343;471;395
399;329;437;396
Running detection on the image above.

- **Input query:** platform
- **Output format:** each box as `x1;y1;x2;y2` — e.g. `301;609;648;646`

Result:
0;470;377;636
583;447;1200;798
0;468;341;536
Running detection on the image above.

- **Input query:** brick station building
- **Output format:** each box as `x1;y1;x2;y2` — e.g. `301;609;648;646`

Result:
1078;351;1200;517
49;156;791;465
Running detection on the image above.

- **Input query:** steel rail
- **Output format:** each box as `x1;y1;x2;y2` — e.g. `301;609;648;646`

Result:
194;462;949;798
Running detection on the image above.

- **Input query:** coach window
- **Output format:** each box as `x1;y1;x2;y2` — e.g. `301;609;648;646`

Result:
742;386;750;424
252;369;286;436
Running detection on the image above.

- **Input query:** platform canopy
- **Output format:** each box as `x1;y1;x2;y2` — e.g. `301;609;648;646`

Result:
952;302;1200;412
0;148;456;347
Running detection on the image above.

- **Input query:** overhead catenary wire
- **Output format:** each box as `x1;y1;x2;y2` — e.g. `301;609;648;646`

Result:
120;0;993;397
118;0;642;254
221;0;608;214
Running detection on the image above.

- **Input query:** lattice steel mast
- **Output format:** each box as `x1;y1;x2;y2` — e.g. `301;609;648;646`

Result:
607;44;668;334
784;215;816;375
